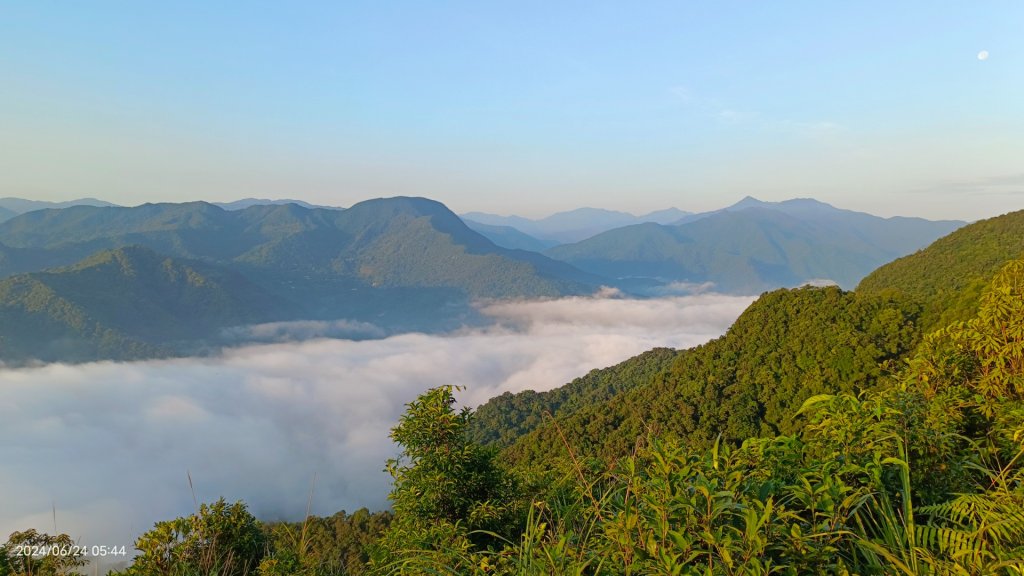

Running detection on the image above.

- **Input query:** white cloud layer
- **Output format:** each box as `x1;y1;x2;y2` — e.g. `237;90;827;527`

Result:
0;293;753;553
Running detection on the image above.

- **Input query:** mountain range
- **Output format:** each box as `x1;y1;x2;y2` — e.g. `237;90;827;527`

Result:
0;197;118;222
0;197;592;296
544;197;964;291
462;206;692;244
0;195;971;364
0;197;596;363
212;198;342;211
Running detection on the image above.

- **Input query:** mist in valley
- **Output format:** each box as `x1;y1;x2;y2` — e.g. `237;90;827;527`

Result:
0;292;753;550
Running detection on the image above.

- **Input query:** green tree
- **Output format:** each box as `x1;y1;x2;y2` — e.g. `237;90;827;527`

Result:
0;530;86;576
370;386;520;574
258;508;392;576
117;498;265;576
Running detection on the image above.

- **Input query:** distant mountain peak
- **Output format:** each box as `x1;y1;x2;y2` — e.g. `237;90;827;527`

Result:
214;198;340;211
638;208;691;223
733;195;765;208
725;196;840;215
348;196;458;220
546;207;635;219
780;197;837;209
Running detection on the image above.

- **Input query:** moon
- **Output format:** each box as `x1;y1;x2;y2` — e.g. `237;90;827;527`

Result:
978;50;990;61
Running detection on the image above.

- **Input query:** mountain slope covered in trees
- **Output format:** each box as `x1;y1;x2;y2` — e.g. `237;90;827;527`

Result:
494;286;923;468
544;199;962;292
0;197;602;362
858;208;1024;330
0;246;287;363
0;197;594;299
467;348;678;448
474;210;1022;469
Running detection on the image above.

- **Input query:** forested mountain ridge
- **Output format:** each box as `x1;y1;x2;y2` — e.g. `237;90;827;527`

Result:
858;208;1024;330
0;197;602;363
467;347;678;448
488;286;922;468
390;253;1023;574
544;200;963;293
0;246;286;362
475;210;1023;470
213;198;340;211
0;197;594;298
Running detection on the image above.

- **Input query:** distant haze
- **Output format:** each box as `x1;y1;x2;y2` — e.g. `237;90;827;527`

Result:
0;292;753;549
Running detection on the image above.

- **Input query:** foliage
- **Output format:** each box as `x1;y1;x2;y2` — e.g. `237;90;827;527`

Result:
369;258;1024;575
116;498;266;576
0;530;86;576
259;509;392;576
370;386;522;574
932;259;1024;405
469;348;678;448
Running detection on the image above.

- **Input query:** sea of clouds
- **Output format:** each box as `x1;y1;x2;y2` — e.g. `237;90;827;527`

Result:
0;292;754;553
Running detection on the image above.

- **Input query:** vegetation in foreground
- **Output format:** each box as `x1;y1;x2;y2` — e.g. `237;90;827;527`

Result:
362;263;1024;575
3;230;1023;574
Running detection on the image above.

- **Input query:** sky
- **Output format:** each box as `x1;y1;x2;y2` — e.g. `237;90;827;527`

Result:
0;291;752;556
1;2;1022;220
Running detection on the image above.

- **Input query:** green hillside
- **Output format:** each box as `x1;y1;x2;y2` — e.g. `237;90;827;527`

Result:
545;204;962;292
495;286;921;468
477;210;1023;471
0;246;287;363
0;275;159;362
468;348;678;448
328;197;592;298
375;249;1024;574
858;209;1024;329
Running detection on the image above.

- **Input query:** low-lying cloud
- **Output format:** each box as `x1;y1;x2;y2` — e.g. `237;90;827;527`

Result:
0;292;754;553
219;318;387;343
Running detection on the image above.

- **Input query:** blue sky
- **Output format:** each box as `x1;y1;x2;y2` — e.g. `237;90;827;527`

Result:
2;2;1022;220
